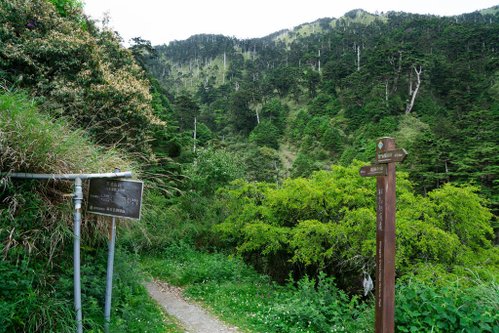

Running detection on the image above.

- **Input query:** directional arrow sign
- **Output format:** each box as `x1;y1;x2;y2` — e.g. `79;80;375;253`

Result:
359;164;387;177
376;148;408;164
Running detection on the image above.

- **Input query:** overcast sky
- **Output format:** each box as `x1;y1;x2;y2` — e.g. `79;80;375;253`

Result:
83;0;498;46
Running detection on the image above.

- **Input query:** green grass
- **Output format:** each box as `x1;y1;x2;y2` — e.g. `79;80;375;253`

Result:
141;243;499;333
140;243;372;333
0;91;136;175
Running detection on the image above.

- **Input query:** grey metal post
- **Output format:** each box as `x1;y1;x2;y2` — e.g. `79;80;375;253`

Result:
2;171;134;333
104;216;116;333
73;178;83;333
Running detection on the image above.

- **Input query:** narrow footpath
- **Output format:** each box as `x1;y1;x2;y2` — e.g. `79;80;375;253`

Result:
146;279;241;333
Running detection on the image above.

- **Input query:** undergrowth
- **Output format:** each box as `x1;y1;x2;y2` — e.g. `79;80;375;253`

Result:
142;243;499;333
141;243;373;333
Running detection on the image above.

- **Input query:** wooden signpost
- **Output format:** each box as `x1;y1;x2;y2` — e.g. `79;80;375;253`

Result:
359;137;407;333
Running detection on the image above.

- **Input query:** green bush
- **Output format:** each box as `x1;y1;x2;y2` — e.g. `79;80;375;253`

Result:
396;279;499;332
0;0;161;153
244;145;282;183
262;274;372;333
215;161;497;290
185;147;245;194
121;190;221;254
249;120;280;149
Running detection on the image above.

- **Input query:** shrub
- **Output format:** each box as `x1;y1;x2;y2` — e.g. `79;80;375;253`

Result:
215;161;496;291
0;0;161;153
249;120;281;149
396;279;499;332
185;148;244;194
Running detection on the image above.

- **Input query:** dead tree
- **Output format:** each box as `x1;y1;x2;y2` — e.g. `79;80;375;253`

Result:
405;65;422;114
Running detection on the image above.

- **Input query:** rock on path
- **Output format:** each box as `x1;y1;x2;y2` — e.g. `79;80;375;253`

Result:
146;279;241;333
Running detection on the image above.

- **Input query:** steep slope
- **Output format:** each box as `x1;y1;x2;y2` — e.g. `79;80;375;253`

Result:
139;8;499;213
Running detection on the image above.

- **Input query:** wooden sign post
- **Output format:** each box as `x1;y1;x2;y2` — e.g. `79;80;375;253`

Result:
359;137;407;333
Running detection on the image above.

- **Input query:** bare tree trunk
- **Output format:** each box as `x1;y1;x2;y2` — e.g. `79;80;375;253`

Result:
408;69;413;95
405;65;422;114
318;49;321;72
193;117;197;153
357;45;360;71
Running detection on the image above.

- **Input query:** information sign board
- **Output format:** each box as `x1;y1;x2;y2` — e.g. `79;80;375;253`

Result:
87;179;143;219
376;148;408;163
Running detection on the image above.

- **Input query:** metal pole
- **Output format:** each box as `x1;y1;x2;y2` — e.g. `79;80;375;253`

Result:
104;216;116;333
3;171;132;180
73;178;83;333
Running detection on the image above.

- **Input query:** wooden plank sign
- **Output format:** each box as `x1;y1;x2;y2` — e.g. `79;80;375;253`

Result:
376;148;408;164
360;164;387;177
87;179;143;220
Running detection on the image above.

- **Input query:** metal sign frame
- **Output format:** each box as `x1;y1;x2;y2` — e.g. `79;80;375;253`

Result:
1;171;134;333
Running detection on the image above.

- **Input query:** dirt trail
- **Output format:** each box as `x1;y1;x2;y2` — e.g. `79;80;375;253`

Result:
146;279;241;333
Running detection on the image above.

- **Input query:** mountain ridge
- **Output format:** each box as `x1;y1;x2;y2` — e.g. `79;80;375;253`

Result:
153;6;499;48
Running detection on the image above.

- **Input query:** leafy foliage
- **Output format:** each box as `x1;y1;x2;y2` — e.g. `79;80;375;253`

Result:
396;279;499;332
185;148;245;194
215;162;497;289
0;0;162;154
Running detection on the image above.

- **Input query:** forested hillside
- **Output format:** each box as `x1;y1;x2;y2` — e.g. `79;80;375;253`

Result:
1;1;498;332
138;8;499;212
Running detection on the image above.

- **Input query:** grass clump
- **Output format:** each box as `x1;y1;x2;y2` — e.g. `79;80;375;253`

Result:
0;91;136;175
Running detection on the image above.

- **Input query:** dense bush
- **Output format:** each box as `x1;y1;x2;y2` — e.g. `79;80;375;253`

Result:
184;147;245;194
0;0;162;153
215;161;497;289
396;279;499;332
249;120;280;149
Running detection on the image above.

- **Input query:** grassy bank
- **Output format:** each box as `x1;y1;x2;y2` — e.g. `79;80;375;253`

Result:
141;243;373;333
141;243;499;333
